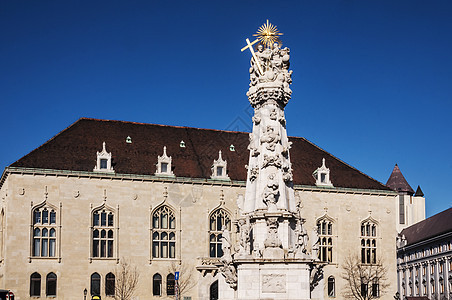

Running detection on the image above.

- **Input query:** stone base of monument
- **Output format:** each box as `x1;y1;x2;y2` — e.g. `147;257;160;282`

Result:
226;260;311;300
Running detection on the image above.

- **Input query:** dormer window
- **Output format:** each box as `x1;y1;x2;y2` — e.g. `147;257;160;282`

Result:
155;146;174;177
211;150;229;180
313;158;333;187
94;142;114;173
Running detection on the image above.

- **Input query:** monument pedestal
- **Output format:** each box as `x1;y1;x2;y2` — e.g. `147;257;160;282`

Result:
236;260;311;300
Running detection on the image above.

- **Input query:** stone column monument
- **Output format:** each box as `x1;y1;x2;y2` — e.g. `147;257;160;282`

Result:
218;21;323;300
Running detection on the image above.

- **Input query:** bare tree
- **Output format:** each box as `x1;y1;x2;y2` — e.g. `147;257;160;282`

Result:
341;254;389;300
114;259;140;300
168;261;196;296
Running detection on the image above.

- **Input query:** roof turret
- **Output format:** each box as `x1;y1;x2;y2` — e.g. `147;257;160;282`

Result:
386;164;415;195
414;185;424;197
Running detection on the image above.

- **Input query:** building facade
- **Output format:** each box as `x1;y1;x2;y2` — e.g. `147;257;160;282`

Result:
0;118;400;300
397;207;452;299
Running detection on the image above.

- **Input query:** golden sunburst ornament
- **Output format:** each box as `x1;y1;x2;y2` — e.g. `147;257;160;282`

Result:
253;20;283;49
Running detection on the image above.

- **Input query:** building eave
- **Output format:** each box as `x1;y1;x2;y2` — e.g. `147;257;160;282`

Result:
4;166;398;196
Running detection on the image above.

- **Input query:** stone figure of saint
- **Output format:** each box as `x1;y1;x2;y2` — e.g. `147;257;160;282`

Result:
311;226;320;260
238;218;251;255
220;225;232;262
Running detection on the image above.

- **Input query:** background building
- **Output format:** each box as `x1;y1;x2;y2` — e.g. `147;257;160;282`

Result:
386;164;426;233
397;207;452;299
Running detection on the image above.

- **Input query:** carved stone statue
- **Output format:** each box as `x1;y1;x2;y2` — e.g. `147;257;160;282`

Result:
220;226;232;263
263;174;279;208
311;226;320;261
237;218;251;257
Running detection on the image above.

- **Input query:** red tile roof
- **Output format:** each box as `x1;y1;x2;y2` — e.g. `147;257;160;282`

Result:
401;207;452;246
10;118;391;191
386;164;415;195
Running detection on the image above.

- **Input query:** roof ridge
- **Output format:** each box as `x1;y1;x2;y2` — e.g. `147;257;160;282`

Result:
78;117;250;135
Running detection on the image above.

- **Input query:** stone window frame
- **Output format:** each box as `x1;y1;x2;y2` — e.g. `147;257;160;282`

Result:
327;275;335;297
152;273;162;296
360;217;378;264
316;214;335;263
167;273;175;296
150;204;177;261
30;200;62;262
30;272;41;297
105;272;115;297
208;207;232;258
46;272;57;297
90;203;119;262
91;272;101;296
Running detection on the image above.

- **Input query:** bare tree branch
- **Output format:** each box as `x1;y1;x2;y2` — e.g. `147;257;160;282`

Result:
341;254;389;300
168;261;197;296
114;259;140;300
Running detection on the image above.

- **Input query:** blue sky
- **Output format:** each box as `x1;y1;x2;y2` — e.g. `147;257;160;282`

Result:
1;1;451;217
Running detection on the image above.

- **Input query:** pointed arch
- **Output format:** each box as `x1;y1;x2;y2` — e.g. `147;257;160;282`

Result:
317;214;334;262
91;202;116;259
31;200;58;258
105;272;115;296
152;273;162;296
208;206;232;258
360;217;378;264
46;272;57;296
210;280;219;300
151;204;177;259
30;272;41;296
90;272;101;296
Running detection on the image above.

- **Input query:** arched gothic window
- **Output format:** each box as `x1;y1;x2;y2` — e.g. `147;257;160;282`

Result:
327;276;335;297
105;272;115;296
46;272;57;297
91;273;101;296
167;273;175;296
210;280;219;300
92;208;114;258
152;206;176;258
32;206;57;257
317;218;333;262
153;273;162;296
30;272;41;297
209;208;231;258
361;220;377;264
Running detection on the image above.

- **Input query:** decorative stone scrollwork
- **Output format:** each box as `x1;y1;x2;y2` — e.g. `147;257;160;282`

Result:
269;108;278;120
262;154;282;168
282;163;293;183
249;166;259;182
248;134;260;157
252;113;261;125
262;274;286;293
260;126;280;151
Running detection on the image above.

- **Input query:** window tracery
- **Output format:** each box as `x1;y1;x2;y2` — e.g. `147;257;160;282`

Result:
152;206;176;259
317;217;333;262
32;205;57;258
92;207;115;258
361;219;377;264
209;208;231;258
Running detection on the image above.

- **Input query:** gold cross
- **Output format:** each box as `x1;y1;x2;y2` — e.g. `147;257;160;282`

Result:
241;38;264;75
